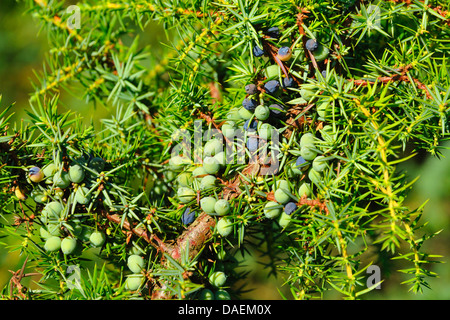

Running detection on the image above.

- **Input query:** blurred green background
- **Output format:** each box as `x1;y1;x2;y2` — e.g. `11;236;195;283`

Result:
0;0;448;300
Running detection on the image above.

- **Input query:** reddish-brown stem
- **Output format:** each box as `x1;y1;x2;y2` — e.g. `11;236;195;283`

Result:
266;191;329;214
352;74;432;99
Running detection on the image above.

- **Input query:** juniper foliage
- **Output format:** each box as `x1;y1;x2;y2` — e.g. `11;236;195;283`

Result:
0;0;449;300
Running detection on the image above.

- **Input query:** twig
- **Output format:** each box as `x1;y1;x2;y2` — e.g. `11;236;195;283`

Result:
8;257;40;300
351;64;433;99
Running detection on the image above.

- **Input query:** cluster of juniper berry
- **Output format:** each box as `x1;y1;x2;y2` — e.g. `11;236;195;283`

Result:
169;26;335;299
